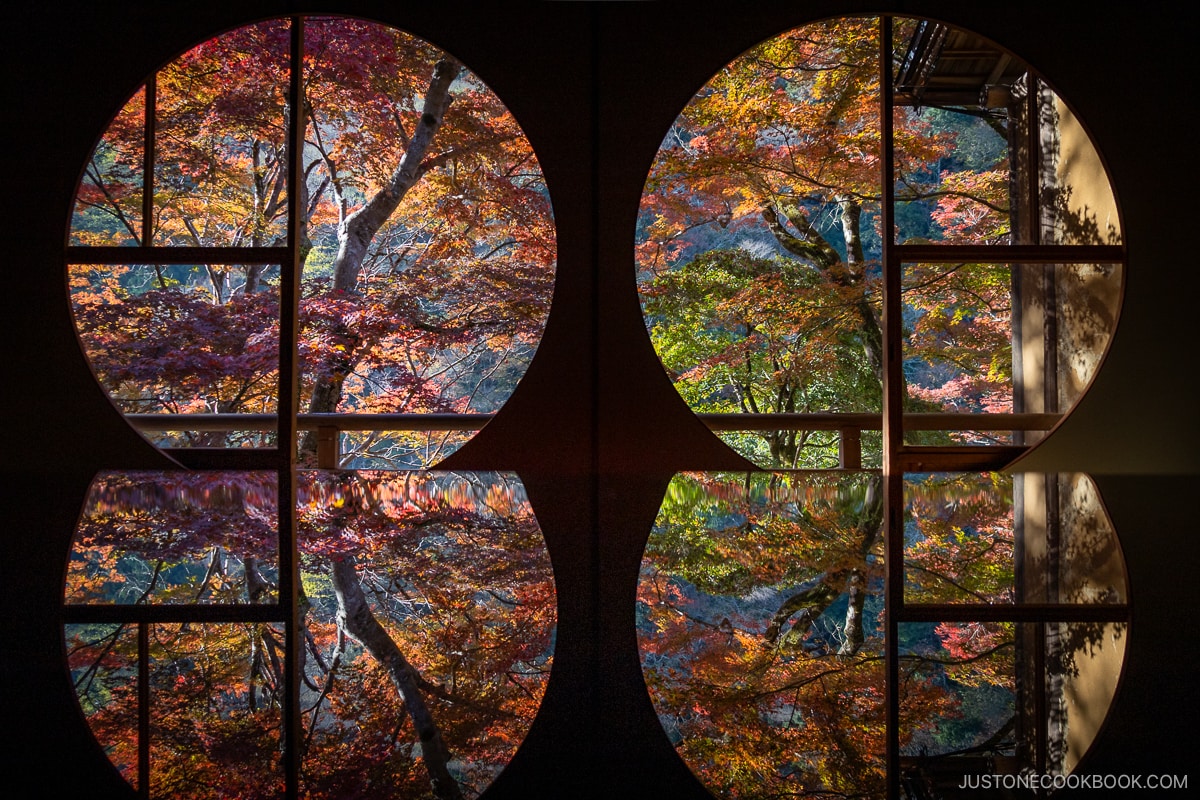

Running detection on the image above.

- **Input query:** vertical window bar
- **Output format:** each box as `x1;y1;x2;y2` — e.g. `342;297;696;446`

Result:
138;621;149;800
280;16;306;799
880;13;903;464
1043;261;1060;412
139;71;155;797
1042;476;1062;774
1034;79;1060;417
1026;76;1041;248
142;75;156;247
1035;620;1048;774
878;14;903;800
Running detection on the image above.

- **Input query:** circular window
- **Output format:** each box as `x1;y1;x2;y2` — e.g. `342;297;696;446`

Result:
62;16;557;800
634;15;1129;798
68;15;556;468
636;15;1123;470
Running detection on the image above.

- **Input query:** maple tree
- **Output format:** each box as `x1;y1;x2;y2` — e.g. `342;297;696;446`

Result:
637;16;1018;468
70;16;555;464
66;470;554;799
66;16;556;800
637;471;1021;798
60;13;1130;798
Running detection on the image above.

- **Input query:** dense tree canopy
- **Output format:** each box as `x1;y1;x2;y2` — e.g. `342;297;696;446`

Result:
632;16;1127;798
71;16;555;466
62;13;1129;799
66;17;556;800
636;16;1017;468
637;471;1023;798
67;470;554;799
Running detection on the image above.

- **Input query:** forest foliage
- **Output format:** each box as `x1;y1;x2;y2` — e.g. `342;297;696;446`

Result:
64;13;1128;800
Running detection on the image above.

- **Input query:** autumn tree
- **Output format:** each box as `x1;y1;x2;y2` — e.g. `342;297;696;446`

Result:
637;16;1017;467
638;472;1020;798
66;471;554;799
71;17;555;464
67;17;556;800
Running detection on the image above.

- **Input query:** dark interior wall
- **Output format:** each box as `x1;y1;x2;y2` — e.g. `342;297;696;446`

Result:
1;2;1194;797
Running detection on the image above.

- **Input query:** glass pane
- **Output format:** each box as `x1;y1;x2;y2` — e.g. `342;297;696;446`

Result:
65;471;278;605
899;620;1126;790
1013;473;1127;604
1049;262;1123;410
68;263;280;447
148;623;283;797
901;261;1014;445
636;18;887;470
901;260;1121;445
296;471;554;799
295;18;556;468
892;20;1022;246
903;473;1015;603
899;621;1016;760
71;88;144;246
1060;622;1127;772
903;472;1126;605
153;20;290;248
639;471;888;798
639;247;885;468
899;620;1019;789
66;623;140;790
1011;261;1123;430
894;105;1013;246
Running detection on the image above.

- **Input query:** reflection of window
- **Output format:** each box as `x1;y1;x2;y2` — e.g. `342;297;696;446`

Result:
639;471;1128;797
634;16;1129;797
62;16;556;800
65;471;554;798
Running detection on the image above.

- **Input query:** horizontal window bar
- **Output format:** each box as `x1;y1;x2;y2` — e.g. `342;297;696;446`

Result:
66;245;292;265
129;412;496;432
63;604;286;624
892;243;1125;264
700;412;1059;432
127;411;1058;433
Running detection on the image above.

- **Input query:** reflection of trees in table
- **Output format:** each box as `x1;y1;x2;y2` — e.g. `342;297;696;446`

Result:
66;471;556;799
638;471;1126;798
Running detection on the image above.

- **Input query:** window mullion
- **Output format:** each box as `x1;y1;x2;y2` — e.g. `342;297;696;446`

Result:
878;14;904;800
279;15;306;799
142;74;155;248
138;622;149;800
138;72;154;800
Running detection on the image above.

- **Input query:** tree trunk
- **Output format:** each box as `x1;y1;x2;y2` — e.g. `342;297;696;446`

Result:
838;569;867;656
298;57;461;459
762;200;885;383
839;475;883;657
767;475;883;653
331;557;464;800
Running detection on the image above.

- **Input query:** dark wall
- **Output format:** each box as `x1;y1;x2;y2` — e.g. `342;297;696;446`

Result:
2;2;1195;797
